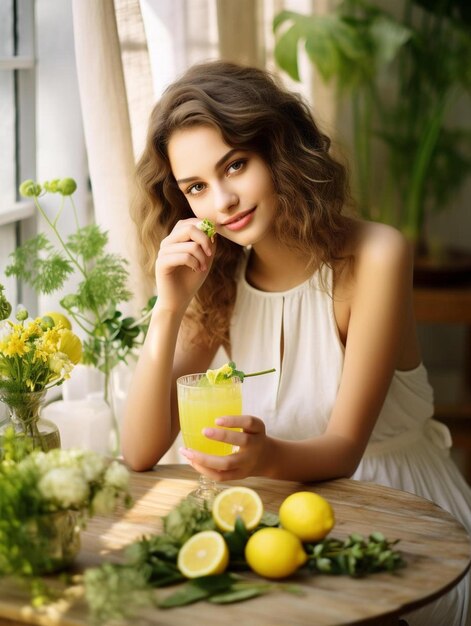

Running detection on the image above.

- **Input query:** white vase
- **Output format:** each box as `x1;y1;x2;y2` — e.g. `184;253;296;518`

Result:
42;397;113;455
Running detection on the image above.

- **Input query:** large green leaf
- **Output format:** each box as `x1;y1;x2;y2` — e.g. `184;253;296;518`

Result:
273;17;302;81
369;15;412;65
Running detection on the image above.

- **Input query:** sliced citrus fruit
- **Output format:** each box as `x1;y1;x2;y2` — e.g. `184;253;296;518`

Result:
205;363;233;385
212;486;264;532
177;530;229;578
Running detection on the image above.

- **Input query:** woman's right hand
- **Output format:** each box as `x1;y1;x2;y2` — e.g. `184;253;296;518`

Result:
155;218;216;314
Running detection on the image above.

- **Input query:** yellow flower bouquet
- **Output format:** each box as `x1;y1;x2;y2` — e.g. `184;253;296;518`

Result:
0;283;82;450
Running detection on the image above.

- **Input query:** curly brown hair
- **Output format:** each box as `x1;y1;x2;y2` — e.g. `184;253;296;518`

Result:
132;60;352;348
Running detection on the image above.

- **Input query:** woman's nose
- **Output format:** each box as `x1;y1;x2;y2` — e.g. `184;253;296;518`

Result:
213;183;238;212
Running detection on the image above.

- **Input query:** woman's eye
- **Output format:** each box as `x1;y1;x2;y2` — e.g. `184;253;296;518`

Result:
227;159;246;174
187;182;205;196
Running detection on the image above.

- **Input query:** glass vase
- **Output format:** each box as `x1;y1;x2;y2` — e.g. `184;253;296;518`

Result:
0;389;61;452
25;509;81;574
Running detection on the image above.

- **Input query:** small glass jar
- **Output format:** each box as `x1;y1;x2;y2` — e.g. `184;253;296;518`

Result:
0;389;61;452
25;509;81;574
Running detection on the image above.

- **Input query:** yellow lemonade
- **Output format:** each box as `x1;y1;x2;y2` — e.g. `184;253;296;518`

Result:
177;376;242;456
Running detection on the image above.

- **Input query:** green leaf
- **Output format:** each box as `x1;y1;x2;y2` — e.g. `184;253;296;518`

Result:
5;234;73;294
223;516;250;557
163;497;215;545
192;572;236;593
209;587;265;604
158;582;210;608
273;12;302;81
369;14;411;66
84;564;154;623
66;225;108;261
76;254;131;312
125;533;180;565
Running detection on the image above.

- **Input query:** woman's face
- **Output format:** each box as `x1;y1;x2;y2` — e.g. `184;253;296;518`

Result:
168;125;278;248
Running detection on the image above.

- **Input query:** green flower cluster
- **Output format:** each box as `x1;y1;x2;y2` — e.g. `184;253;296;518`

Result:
19;177;77;198
0;433;132;604
0;284;12;321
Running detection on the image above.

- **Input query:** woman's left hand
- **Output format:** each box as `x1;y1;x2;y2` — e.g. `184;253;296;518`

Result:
179;415;271;481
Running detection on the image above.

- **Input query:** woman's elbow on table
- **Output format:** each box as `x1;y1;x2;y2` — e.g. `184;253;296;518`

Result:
121;438;162;472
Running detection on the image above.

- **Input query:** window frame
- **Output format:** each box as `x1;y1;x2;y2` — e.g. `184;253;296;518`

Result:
0;0;36;310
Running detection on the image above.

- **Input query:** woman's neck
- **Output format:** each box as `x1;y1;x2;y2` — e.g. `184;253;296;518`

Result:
246;241;316;292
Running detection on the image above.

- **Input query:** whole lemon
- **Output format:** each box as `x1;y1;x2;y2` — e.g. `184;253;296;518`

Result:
58;329;83;364
44;311;72;330
245;527;307;579
279;491;335;542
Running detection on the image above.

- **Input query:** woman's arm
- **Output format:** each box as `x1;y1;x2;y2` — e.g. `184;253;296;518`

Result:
121;218;217;471
182;224;419;482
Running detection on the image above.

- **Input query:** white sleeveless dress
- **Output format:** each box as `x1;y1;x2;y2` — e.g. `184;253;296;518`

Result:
211;261;471;626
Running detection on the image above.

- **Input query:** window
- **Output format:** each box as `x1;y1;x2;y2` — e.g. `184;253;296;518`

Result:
0;0;36;310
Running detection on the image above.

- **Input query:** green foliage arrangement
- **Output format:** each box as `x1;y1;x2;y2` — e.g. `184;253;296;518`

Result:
0;431;131;605
83;496;404;623
273;0;471;247
5;178;156;450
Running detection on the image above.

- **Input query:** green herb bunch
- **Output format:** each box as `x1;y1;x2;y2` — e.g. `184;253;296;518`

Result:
82;496;405;623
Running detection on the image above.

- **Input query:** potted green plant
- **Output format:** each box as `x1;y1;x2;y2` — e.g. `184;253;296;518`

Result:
273;0;471;273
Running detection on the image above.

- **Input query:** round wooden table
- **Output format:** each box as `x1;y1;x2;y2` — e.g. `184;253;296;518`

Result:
0;464;470;625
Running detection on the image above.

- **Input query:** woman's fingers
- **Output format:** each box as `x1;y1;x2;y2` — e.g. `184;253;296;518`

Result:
158;241;209;272
157;219;215;276
178;414;266;480
214;415;265;434
163;219;214;256
180;446;242;473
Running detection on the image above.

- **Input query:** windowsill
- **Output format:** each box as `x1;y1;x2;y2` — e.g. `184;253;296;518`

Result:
0;200;35;226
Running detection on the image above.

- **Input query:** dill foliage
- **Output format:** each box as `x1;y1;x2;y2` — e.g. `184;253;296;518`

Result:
6;179;154;375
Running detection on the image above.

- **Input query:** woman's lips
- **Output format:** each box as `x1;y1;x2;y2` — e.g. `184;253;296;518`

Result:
222;208;256;232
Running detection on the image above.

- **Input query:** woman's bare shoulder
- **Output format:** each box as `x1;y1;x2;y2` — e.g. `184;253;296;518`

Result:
334;220;413;304
343;220;412;275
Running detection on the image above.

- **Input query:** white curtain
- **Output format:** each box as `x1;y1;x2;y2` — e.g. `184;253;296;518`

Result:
71;0;151;314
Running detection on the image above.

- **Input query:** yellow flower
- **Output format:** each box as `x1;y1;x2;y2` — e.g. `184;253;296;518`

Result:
2;331;30;357
22;320;43;341
37;327;61;356
58;329;82;364
48;352;74;380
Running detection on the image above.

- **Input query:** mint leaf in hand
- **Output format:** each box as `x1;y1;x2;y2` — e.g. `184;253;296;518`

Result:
197;218;216;239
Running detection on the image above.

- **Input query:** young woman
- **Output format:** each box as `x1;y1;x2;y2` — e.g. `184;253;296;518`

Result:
122;61;471;626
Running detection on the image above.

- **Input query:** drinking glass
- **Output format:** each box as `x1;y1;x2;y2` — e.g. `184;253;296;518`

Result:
177;373;242;505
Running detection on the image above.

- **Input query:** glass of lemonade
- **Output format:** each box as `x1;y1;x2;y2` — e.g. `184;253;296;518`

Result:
177;373;242;504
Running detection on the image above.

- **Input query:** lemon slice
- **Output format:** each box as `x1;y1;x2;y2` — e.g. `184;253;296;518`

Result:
205;363;234;385
177;530;229;578
212;486;264;532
